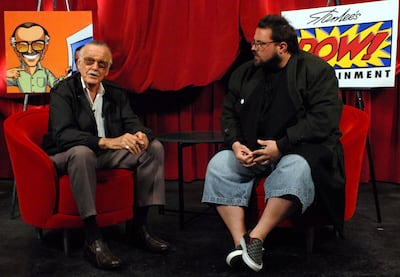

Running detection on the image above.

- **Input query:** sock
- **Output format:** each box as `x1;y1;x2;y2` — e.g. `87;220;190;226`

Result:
83;215;102;244
133;206;149;228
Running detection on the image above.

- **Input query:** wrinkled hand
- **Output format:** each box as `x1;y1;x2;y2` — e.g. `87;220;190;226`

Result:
133;131;149;151
99;132;149;155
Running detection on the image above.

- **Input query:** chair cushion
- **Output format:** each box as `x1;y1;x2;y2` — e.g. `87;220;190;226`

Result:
58;169;134;215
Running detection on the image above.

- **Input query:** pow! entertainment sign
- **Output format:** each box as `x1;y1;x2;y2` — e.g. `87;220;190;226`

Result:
282;0;399;89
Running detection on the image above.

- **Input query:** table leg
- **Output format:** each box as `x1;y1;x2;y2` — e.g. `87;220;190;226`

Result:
10;181;18;219
178;142;185;229
214;142;220;153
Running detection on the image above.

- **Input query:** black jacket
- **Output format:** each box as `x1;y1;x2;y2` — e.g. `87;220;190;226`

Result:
42;73;153;155
221;50;346;233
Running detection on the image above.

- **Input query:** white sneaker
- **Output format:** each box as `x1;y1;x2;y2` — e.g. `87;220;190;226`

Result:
240;233;263;272
226;245;243;268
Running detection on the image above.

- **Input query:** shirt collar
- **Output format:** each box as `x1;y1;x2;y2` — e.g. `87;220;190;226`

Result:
80;77;105;96
21;62;43;70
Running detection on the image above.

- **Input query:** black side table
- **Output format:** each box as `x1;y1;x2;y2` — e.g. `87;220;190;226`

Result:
157;131;224;229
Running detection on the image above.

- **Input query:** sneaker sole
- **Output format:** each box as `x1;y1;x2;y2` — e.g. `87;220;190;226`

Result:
226;248;243;267
240;237;263;272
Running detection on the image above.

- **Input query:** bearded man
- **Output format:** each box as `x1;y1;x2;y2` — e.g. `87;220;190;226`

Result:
201;14;345;272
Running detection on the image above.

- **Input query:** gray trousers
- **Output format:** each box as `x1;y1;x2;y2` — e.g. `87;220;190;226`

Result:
50;139;165;218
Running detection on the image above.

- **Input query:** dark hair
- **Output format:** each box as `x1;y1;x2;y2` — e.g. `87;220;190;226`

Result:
10;22;50;44
257;14;299;54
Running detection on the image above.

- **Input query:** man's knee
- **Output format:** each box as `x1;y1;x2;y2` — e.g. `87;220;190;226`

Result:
206;150;234;177
280;154;309;169
68;146;96;163
147;139;164;157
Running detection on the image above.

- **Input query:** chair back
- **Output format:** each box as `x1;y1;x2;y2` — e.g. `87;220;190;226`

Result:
8;108;49;145
5;107;135;254
5;107;135;231
339;105;369;221
4;107;58;227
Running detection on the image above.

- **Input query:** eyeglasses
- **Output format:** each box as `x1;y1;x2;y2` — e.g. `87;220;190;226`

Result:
251;40;276;50
14;40;46;53
83;57;110;69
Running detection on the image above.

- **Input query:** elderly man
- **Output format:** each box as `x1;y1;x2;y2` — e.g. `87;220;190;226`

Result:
42;40;170;270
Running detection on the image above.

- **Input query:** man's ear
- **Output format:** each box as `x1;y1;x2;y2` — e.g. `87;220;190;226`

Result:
279;42;288;53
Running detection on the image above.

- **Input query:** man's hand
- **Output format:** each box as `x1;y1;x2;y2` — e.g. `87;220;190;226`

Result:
232;141;256;167
133;131;149;151
6;67;25;80
98;132;149;155
251;139;281;165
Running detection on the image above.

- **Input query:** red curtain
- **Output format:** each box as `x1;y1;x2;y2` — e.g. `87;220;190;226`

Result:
1;0;400;184
94;0;241;92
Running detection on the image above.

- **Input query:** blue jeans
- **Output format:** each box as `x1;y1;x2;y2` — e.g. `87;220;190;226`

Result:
201;150;315;213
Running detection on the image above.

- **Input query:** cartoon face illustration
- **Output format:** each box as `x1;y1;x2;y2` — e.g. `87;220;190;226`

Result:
6;22;62;93
5;11;94;93
10;22;49;68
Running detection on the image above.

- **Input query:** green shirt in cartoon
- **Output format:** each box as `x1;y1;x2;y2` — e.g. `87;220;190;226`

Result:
7;62;63;93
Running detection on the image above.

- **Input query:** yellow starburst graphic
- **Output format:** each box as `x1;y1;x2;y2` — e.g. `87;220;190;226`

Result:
298;21;392;69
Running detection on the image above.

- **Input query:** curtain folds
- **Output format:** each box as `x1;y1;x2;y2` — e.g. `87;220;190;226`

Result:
93;0;241;93
0;0;399;183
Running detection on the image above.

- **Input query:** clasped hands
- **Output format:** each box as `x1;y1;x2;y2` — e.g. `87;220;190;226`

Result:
232;139;280;167
99;131;149;154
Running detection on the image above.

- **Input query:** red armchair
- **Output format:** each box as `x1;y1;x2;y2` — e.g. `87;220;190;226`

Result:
250;104;369;252
4;107;135;254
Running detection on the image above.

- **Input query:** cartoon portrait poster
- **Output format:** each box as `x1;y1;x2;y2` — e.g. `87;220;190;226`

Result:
4;11;93;93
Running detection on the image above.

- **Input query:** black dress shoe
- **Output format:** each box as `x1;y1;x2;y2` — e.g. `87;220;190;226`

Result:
83;239;123;270
132;225;170;253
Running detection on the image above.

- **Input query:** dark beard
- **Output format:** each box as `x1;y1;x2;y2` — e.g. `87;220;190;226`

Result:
261;53;281;72
253;51;282;72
